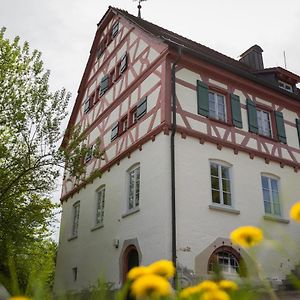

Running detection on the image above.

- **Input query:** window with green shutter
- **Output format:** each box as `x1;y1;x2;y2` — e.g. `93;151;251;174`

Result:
112;21;119;38
99;75;109;96
296;119;300;147
246;99;258;134
196;80;209;117
119;53;127;74
230;94;242;128
275;111;287;144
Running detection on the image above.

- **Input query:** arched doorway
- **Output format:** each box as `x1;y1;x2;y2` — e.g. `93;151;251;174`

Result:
122;245;140;282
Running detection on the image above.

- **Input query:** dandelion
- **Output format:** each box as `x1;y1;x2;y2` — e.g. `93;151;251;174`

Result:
218;280;238;291
148;260;175;279
230;225;263;248
9;297;31;300
201;290;230;300
197;280;219;292
290;201;300;221
131;274;172;298
179;285;201;298
127;266;150;281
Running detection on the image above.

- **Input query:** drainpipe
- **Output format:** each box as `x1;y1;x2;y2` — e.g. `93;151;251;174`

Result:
171;47;182;279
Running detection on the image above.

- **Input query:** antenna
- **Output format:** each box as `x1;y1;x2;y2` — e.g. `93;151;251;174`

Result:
133;0;147;18
283;51;287;69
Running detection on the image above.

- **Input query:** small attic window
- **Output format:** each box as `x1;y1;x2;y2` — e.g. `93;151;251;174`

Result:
112;21;119;38
278;80;293;93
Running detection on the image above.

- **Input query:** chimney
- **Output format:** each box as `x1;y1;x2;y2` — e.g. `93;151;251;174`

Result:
239;45;264;70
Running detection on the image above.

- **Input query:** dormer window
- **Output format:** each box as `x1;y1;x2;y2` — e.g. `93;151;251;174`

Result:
278;80;293;93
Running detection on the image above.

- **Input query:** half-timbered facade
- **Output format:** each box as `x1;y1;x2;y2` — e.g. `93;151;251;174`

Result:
54;7;300;295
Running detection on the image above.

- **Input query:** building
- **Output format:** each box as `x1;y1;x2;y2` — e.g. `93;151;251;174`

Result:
53;6;300;296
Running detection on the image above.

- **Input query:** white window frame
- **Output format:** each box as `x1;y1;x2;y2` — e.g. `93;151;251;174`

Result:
71;201;80;238
210;161;232;207
127;164;140;211
95;186;105;226
261;174;281;217
257;109;272;138
209;251;239;275
278;80;293;93
208;91;227;122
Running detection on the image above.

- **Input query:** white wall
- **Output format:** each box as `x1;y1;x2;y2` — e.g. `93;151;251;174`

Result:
175;134;300;281
54;133;172;294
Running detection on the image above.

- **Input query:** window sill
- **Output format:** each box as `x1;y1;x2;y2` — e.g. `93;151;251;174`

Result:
122;207;140;218
209;204;240;215
263;214;289;224
208;117;232;127
91;223;104;232
68;235;78;241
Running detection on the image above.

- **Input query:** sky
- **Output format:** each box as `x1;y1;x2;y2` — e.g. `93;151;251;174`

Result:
2;0;300;239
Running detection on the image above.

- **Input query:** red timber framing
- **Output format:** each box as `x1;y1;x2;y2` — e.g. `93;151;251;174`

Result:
61;10;170;202
169;49;300;171
61;8;300;201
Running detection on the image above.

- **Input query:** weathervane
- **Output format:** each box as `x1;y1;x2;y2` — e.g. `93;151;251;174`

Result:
133;0;147;18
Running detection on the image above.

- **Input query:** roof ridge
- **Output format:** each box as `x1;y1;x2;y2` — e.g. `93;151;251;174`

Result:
111;6;252;72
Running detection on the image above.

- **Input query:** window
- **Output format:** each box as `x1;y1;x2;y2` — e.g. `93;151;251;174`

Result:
95;187;105;226
119;53;128;74
112;21;119;38
84;145;94;163
257;109;272;137
278;80;293;92
261;175;281;216
136;97;147;120
111;123;119;141
208;249;240;275
120;116;128;134
83;98;90;113
210;162;232;206
99;75;110;96
72;202;80;237
246;99;287;143
127;165;140;210
208;91;226;121
97;42;105;60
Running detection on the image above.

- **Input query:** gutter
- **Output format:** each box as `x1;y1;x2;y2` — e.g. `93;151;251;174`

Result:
171;47;182;278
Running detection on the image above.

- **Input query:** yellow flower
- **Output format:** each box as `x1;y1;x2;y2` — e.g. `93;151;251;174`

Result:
230;225;263;248
290;202;300;221
179;285;201;298
127;266;150;281
201;290;230;300
197;280;219;292
218;280;238;291
131;274;172;298
148;260;175;279
10;297;31;300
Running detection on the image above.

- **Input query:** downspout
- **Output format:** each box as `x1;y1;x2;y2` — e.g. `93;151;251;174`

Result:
171;47;182;276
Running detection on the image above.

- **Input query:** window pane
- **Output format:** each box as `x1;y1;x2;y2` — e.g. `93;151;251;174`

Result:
222;179;231;192
221;166;229;179
211;176;219;190
212;190;220;204
273;202;281;216
210;163;218;176
271;179;278;191
261;176;269;189
263;188;270;202
223;192;231;206
264;200;272;214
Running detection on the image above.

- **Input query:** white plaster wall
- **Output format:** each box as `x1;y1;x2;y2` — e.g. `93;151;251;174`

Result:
54;133;172;294
175;134;300;281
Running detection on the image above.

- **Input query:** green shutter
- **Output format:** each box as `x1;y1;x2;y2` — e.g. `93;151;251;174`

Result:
196;80;209;117
246;99;258;133
275;111;287;143
230;94;243;128
296;119;300;147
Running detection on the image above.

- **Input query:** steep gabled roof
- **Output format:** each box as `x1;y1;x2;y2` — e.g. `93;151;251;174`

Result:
111;7;300;101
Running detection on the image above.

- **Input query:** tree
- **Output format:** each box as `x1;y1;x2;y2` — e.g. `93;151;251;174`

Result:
0;28;100;295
